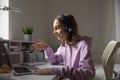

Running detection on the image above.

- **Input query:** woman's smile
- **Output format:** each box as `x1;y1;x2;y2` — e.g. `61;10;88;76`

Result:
53;19;67;40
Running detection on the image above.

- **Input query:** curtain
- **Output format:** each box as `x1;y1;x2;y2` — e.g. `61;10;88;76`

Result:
104;0;116;44
104;0;120;43
104;0;120;54
115;0;120;41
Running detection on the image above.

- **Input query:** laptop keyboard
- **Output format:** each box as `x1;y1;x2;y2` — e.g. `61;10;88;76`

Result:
26;66;39;71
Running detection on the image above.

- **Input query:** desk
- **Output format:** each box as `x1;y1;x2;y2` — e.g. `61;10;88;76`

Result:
10;62;63;80
11;75;55;80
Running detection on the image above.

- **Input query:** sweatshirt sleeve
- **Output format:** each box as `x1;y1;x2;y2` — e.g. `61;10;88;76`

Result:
44;45;63;65
52;41;95;80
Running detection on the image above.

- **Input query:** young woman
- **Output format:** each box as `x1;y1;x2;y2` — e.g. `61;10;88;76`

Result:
32;14;95;80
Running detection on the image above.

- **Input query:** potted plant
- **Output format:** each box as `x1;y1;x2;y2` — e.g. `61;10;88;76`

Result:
22;26;33;41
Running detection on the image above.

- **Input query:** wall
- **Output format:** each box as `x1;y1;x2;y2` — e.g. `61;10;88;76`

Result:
9;0;47;42
9;0;105;54
45;0;105;54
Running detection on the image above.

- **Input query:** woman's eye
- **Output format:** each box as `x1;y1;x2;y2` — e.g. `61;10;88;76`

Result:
55;27;60;30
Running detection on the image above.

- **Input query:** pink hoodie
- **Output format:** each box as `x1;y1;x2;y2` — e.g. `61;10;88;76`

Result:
44;36;95;80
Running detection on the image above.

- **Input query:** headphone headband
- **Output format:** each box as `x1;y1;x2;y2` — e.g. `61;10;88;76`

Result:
61;15;72;33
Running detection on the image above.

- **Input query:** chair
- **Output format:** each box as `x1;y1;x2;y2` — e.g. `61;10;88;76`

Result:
95;41;120;80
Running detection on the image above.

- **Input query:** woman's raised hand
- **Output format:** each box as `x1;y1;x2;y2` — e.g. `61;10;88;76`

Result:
32;39;48;51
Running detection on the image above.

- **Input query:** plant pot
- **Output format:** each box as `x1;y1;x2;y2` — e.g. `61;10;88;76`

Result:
24;34;32;41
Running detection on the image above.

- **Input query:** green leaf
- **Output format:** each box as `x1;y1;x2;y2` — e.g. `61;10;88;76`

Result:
22;26;33;34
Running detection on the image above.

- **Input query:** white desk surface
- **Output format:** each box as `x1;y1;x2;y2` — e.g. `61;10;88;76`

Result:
10;62;63;80
11;75;55;80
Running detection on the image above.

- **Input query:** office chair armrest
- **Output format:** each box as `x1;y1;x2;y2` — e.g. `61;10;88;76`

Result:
111;70;120;80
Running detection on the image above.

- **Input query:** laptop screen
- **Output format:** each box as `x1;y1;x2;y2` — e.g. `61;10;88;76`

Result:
3;43;13;69
2;43;32;75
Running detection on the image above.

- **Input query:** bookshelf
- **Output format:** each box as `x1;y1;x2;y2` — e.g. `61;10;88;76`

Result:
0;40;34;65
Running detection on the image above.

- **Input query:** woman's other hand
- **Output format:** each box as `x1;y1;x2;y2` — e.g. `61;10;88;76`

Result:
34;68;52;75
32;40;48;51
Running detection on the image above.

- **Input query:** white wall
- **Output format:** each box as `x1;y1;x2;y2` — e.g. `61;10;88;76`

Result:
9;0;105;54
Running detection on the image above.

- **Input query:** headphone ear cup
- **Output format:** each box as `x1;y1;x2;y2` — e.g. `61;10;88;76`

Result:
62;15;72;33
65;26;72;33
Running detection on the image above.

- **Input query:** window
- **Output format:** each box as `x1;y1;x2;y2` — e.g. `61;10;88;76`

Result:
115;0;120;41
0;0;9;39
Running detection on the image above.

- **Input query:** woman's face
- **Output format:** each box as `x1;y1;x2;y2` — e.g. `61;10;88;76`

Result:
53;19;68;41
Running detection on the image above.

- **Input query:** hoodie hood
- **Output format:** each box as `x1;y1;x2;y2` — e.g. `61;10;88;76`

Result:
79;36;92;49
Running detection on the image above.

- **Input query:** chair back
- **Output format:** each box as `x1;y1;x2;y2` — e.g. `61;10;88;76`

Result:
102;41;120;80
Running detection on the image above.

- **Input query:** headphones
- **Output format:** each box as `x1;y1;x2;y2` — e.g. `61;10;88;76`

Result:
61;15;73;33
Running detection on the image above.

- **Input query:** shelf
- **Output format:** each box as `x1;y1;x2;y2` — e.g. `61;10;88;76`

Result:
0;40;34;65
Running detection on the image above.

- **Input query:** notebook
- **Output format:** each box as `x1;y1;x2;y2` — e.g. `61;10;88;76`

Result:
3;43;39;76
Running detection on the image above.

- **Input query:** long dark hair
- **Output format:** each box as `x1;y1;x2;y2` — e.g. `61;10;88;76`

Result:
55;14;80;45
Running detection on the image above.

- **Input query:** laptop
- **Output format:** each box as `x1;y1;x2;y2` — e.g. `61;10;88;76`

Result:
2;43;39;76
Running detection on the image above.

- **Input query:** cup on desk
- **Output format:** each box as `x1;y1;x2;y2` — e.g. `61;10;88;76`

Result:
36;52;46;62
